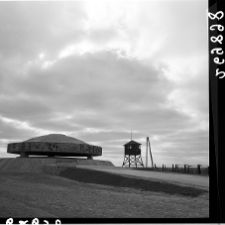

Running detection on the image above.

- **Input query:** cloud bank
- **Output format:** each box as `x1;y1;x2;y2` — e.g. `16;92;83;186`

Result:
0;1;208;166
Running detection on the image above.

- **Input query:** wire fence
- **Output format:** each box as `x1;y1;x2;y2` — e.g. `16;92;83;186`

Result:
131;164;209;176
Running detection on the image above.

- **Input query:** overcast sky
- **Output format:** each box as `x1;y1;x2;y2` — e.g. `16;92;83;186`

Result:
0;0;208;167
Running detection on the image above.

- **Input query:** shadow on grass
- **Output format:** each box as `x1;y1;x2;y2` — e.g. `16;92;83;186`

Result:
59;168;207;197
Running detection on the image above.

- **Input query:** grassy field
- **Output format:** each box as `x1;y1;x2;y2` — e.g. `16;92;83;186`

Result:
59;167;207;197
0;170;209;218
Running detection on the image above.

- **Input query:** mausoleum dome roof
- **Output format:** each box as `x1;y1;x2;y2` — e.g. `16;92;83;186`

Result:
24;134;88;145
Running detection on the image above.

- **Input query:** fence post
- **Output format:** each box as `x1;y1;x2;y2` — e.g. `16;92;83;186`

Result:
172;164;174;171
187;165;190;174
184;164;186;173
197;164;201;174
208;166;209;175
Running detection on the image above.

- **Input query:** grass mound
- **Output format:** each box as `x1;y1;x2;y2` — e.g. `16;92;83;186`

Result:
59;167;207;197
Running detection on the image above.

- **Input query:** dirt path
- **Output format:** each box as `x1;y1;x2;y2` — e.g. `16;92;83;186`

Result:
0;172;208;218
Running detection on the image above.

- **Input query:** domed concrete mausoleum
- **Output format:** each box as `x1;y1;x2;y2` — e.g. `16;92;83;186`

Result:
7;134;102;159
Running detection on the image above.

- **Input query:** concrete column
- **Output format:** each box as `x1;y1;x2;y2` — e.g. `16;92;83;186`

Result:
20;152;28;158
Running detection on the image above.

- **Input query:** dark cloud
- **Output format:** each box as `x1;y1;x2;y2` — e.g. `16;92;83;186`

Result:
0;50;207;166
0;96;52;121
0;51;171;121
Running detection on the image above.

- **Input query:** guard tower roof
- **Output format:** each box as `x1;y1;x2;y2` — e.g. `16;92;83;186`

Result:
124;140;142;146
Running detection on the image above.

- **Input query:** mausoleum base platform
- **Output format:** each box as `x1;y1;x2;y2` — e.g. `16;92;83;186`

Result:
0;157;114;173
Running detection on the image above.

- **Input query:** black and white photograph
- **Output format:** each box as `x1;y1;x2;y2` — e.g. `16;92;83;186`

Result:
0;0;209;220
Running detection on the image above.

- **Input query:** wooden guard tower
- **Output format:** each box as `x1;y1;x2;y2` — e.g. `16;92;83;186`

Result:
122;140;144;167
